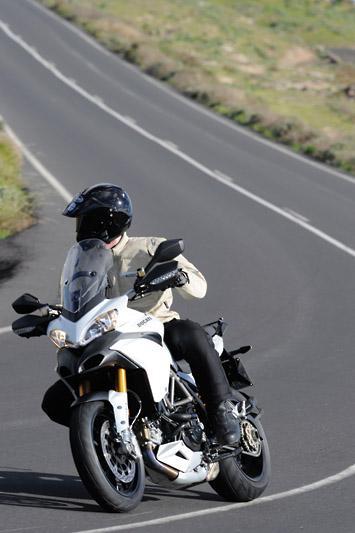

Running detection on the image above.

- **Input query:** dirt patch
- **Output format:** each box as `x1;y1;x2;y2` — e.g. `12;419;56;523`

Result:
279;46;316;68
237;64;265;75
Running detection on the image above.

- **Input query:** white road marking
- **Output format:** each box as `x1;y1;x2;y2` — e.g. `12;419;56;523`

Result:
283;208;310;223
1;20;354;262
39;476;63;481
213;171;355;258
123;116;137;125
0;326;12;335
74;463;355;533
162;140;179;151
0;524;46;533
3;122;72;202
27;0;355;186
92;95;104;105
214;170;234;183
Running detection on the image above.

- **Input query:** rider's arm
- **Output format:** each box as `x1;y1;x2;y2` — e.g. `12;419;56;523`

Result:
175;253;207;299
146;237;207;299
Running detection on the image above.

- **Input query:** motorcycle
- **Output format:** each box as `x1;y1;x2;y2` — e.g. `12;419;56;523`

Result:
12;237;270;512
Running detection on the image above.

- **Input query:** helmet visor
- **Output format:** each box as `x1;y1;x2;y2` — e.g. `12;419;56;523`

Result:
76;209;130;242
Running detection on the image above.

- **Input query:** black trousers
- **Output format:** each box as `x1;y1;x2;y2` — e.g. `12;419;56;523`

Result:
42;319;231;426
163;319;231;410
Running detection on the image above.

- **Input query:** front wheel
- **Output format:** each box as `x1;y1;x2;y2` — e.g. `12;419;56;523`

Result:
70;401;145;512
209;415;271;502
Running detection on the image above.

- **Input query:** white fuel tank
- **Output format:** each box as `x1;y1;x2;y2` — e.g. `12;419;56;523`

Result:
111;309;172;402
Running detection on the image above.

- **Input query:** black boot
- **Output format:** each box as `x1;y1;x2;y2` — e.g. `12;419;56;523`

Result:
210;400;241;446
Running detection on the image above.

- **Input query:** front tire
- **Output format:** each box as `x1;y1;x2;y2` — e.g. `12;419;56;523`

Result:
209;415;270;502
70;401;145;512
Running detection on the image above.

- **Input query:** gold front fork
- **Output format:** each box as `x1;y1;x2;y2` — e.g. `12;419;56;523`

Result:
78;380;91;397
78;369;126;397
116;368;127;392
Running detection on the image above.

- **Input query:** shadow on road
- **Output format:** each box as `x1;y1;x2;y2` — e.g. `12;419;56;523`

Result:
0;469;102;511
145;484;223;502
0;469;222;513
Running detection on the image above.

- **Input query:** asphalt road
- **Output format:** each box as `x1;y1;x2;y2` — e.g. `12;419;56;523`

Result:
0;1;354;532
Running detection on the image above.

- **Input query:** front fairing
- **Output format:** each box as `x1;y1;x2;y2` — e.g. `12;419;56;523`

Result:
49;297;172;402
48;294;129;347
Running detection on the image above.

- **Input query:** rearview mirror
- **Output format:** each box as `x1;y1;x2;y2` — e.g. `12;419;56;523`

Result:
12;293;45;314
145;239;184;273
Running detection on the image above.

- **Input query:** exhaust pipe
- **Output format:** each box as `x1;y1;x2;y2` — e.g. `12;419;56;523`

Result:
142;442;178;481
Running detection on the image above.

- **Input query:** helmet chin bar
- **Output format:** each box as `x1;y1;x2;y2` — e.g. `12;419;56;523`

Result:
76;229;110;243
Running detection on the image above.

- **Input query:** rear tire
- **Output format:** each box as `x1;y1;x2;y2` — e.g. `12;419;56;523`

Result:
209;415;270;501
70;401;145;512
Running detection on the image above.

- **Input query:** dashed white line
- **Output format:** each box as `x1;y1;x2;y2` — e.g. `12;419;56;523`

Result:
74;463;355;532
0;524;46;533
92;95;104;105
0;19;355;263
214;170;234;183
39;476;63;482
283;208;310;223
27;0;355;186
122;116;137;125
162;140;179;151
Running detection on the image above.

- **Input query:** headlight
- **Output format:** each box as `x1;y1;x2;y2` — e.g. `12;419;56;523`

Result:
49;329;68;348
82;309;119;345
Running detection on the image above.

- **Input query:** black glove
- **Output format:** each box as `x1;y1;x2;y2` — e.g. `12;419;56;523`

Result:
174;269;189;288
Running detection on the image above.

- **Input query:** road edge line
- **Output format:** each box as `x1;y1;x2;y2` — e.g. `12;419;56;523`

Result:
73;463;355;532
3;122;72;203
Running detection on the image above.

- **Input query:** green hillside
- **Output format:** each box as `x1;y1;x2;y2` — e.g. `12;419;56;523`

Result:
41;0;355;173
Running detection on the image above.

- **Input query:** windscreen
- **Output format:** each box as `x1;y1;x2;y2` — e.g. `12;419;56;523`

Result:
60;239;114;314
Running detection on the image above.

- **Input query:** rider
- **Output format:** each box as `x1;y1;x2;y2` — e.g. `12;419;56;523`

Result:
43;183;240;446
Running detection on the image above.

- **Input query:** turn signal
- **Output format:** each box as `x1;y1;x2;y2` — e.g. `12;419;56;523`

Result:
49;329;67;348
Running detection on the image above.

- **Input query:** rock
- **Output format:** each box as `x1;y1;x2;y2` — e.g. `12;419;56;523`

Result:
344;85;355;98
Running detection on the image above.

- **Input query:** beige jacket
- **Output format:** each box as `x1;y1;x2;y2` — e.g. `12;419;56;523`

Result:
112;234;207;322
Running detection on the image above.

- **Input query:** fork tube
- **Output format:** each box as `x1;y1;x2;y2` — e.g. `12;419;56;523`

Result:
79;380;90;397
116;368;127;393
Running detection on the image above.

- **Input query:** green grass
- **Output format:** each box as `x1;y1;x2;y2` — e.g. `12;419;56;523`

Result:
40;0;355;174
0;126;34;239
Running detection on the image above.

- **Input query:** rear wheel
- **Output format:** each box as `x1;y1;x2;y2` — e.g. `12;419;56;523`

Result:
70;401;145;512
209;415;270;501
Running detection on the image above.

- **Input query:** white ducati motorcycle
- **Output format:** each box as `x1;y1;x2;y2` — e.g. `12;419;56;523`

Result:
12;238;270;512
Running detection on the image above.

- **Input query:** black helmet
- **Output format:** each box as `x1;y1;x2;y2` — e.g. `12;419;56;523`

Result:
63;183;133;243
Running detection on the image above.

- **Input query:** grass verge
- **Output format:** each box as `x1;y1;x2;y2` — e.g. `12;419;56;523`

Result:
39;0;355;174
0;123;34;239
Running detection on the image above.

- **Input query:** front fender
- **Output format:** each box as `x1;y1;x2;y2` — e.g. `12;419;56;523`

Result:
71;390;130;434
71;391;110;408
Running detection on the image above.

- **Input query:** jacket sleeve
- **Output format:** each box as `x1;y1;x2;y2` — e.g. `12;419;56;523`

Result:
176;253;207;300
146;237;207;300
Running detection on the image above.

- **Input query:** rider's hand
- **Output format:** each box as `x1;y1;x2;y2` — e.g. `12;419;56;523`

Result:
174;270;189;288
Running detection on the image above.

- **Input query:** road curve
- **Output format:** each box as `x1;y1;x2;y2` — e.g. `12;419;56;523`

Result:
0;1;354;532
